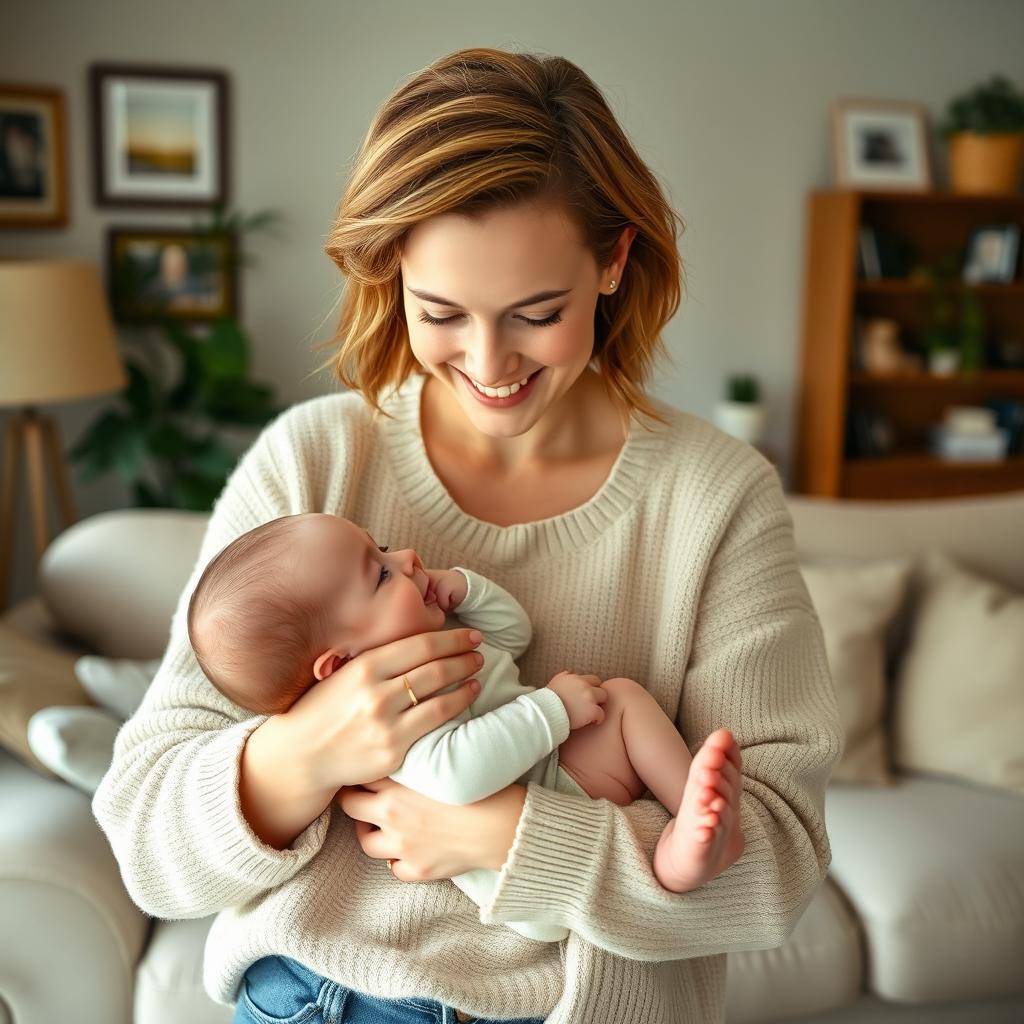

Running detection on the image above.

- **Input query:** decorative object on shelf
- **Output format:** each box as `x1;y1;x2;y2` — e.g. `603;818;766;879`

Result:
0;262;127;609
963;224;1021;283
929;405;1008;462
713;373;766;446
854;316;922;376
106;225;238;323
69;205;284;511
937;74;1024;194
958;287;986;375
856;224;913;279
89;62;229;208
917;255;965;376
830;97;933;191
0;82;68;228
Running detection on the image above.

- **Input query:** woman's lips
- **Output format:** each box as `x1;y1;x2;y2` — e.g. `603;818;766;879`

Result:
456;366;542;408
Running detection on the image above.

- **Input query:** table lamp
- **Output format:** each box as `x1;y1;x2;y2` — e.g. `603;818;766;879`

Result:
0;261;127;610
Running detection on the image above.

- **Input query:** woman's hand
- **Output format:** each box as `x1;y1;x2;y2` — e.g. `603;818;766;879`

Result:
336;778;528;881
280;627;485;793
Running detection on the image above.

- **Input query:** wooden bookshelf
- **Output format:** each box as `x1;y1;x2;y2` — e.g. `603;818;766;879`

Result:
792;189;1024;499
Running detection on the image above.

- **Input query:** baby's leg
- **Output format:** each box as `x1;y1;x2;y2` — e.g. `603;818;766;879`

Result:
557;677;745;893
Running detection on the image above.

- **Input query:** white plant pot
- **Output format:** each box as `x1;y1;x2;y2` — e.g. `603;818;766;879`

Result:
714;401;766;446
928;349;961;376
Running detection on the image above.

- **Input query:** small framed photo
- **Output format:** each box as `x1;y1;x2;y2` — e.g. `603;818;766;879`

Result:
0;82;68;227
107;226;238;323
963;224;1021;283
830;97;933;191
90;62;229;208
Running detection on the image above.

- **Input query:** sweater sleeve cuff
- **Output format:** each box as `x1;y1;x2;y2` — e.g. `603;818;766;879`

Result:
479;781;613;925
193;716;331;884
525;686;571;748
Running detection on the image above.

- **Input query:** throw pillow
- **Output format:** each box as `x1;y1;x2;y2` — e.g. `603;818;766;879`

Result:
891;548;1024;796
0;622;96;778
27;705;122;794
801;558;912;785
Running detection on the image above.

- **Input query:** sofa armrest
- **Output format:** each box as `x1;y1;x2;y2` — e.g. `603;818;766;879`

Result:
0;746;150;1024
39;508;210;659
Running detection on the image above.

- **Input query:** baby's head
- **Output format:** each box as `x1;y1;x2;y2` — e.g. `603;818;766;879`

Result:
186;512;446;715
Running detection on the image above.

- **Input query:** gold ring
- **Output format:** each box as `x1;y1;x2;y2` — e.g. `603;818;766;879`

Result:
402;674;419;707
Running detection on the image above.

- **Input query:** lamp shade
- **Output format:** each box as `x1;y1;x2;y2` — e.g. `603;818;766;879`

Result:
0;261;126;406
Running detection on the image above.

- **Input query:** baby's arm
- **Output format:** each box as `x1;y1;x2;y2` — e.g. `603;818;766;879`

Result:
389;672;569;805
443;567;532;659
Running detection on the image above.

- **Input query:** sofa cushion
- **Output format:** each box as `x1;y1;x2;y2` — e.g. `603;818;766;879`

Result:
891;548;1024;798
0;620;95;778
39;508;209;659
135;916;233;1024
725;878;862;1023
825;774;1024;1002
801;558;911;785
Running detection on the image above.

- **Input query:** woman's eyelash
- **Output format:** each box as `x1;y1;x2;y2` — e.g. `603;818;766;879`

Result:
377;545;390;587
417;310;563;328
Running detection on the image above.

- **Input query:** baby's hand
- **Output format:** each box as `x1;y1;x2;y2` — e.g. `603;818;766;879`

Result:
424;567;469;612
546;670;608;730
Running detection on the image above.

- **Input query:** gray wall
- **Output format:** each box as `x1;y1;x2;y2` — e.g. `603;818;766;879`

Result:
3;0;1023;607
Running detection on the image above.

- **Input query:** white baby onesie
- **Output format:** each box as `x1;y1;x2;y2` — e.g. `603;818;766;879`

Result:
388;566;584;942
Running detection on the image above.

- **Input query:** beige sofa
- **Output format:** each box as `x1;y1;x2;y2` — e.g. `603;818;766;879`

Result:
2;493;1023;1024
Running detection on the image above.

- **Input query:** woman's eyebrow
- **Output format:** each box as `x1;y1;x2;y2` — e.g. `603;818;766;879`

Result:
407;286;572;311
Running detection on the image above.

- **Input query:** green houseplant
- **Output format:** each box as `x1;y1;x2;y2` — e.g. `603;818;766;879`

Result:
937;74;1024;193
70;206;286;510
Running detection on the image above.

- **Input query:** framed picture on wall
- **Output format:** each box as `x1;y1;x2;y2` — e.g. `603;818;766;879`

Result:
0;82;69;227
106;226;238;322
90;62;230;208
830;97;933;191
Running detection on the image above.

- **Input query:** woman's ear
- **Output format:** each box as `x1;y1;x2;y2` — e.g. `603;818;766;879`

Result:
313;648;350;681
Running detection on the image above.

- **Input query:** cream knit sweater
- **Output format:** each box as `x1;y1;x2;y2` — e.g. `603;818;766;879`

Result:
92;372;843;1024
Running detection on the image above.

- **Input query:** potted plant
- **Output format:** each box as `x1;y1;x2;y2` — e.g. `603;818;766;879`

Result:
713;374;766;446
69;205;286;510
937;74;1024;193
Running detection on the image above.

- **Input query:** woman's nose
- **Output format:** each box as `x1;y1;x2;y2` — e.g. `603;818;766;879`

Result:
464;330;520;386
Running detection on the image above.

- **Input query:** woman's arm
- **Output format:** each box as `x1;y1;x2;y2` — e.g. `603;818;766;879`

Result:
91;409;333;919
477;468;844;960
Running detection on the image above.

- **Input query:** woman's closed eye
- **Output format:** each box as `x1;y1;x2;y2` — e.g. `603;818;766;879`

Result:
417;310;563;328
377;545;390;588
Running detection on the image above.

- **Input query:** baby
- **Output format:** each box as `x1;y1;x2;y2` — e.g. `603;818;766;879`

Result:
186;512;743;942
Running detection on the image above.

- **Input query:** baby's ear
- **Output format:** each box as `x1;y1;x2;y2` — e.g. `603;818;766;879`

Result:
313;648;349;681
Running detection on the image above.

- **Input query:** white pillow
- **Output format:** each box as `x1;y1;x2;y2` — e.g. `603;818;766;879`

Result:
801;558;911;785
25;656;161;795
891;548;1024;796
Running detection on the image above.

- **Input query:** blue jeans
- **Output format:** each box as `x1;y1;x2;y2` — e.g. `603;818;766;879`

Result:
234;955;548;1024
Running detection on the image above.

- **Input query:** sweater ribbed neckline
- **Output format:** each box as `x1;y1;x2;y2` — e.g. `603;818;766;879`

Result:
378;371;670;566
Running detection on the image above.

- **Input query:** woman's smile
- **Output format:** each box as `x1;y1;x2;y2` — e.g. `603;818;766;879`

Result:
454;366;544;408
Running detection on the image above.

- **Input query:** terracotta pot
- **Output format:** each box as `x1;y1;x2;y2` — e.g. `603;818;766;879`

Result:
948;131;1024;194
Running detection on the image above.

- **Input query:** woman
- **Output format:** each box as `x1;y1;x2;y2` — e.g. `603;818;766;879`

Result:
92;47;842;1024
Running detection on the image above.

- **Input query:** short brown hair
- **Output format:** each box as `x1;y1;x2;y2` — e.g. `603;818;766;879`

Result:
316;47;685;427
186;514;333;715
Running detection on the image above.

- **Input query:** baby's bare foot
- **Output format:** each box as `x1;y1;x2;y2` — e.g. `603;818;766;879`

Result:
652;728;746;893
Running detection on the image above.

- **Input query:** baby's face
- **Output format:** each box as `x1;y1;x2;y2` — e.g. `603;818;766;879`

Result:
298;513;447;672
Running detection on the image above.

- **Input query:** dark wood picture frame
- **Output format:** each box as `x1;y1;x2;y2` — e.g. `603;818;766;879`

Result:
106;225;239;323
90;62;229;209
0;82;69;228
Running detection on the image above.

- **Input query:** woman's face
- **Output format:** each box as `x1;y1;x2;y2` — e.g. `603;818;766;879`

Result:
400;199;628;441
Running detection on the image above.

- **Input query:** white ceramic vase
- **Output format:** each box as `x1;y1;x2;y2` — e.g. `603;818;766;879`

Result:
928;349;961;376
714;401;766;446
